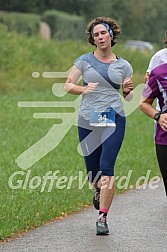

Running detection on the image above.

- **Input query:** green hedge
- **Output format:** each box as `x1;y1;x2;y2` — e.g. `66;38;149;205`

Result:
43;10;86;40
0;11;40;36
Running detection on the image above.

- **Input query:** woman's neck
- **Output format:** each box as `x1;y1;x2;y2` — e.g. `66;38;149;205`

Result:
94;49;117;62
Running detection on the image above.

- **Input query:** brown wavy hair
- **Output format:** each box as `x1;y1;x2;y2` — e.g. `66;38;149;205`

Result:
86;17;121;47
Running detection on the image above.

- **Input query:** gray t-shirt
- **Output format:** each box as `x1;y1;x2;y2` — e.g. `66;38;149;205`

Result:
74;52;133;120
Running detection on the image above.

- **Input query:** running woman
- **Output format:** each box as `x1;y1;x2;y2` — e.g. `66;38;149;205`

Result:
64;16;133;235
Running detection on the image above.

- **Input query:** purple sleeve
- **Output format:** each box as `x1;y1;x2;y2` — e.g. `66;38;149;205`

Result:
142;72;160;99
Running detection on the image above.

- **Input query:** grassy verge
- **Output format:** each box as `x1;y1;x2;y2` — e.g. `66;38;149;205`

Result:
0;26;160;240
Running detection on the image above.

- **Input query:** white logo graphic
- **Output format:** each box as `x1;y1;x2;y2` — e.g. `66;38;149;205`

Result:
16;68;146;170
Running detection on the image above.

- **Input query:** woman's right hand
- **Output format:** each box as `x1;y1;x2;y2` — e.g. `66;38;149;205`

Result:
83;82;99;94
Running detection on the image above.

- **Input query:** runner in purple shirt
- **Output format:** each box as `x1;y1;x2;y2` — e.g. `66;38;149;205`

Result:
140;63;167;196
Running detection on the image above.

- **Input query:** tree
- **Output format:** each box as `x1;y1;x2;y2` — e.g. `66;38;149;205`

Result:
0;0;166;45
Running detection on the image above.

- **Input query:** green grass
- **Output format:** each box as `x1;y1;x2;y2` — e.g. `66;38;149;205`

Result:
0;25;160;240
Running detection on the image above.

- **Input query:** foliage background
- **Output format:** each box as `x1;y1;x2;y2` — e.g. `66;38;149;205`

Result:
0;0;166;45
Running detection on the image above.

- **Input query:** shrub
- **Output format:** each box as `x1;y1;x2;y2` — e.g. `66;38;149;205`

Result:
0;11;40;36
43;10;86;40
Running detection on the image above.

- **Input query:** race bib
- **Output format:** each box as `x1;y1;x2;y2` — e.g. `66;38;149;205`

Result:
89;107;116;126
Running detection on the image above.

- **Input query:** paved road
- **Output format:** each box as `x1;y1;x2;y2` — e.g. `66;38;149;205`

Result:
1;180;167;252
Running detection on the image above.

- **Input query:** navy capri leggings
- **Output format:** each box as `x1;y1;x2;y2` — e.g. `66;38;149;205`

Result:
78;113;126;183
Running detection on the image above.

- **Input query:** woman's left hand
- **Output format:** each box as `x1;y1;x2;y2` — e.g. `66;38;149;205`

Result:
123;77;134;94
158;113;167;132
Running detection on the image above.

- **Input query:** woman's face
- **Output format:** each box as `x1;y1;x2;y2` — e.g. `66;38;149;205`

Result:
92;24;112;49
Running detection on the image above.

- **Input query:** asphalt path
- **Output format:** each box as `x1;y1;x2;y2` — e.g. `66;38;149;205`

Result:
1;180;167;252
